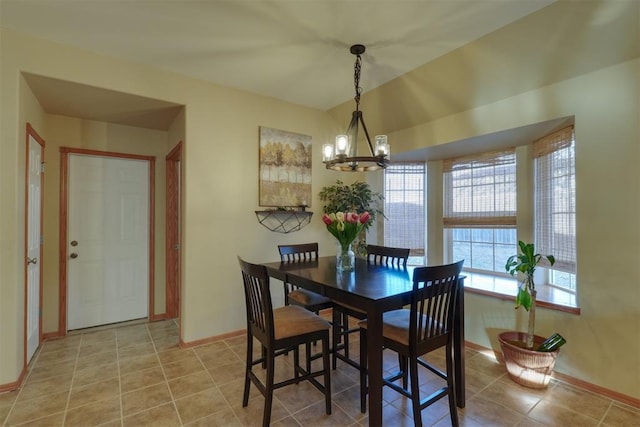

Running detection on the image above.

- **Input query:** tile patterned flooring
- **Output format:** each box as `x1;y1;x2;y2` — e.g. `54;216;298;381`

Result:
1;318;638;426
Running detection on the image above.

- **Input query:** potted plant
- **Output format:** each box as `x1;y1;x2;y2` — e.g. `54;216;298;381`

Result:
499;240;565;388
318;180;383;256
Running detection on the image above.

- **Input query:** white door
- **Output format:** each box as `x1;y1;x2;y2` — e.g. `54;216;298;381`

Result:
26;132;43;361
67;154;149;330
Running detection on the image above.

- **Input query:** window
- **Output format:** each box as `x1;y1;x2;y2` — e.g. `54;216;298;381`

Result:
443;149;517;273
451;228;517;273
534;126;576;291
384;163;425;265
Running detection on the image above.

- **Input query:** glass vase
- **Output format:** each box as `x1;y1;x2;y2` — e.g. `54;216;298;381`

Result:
336;242;355;272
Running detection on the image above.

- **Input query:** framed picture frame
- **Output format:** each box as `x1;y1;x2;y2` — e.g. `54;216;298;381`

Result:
259;126;312;207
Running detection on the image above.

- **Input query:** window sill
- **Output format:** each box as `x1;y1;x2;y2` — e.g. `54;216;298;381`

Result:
462;272;580;315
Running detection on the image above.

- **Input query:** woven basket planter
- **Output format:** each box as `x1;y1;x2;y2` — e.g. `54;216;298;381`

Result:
498;331;559;389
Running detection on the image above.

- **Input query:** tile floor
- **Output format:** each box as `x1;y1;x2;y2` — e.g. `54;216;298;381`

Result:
1;318;638;426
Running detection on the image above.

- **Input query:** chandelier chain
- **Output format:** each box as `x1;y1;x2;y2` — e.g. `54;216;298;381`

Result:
353;53;362;108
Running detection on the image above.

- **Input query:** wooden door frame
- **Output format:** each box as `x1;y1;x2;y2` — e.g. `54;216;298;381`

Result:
58;147;155;335
165;141;182;319
24;123;45;367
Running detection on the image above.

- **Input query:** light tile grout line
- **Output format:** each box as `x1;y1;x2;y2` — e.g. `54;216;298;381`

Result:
218;338;253;425
116;326;125;427
148;322;185;426
60;331;82;427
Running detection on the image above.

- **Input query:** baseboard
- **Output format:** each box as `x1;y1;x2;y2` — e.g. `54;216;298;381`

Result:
149;313;169;322
0;366;27;393
465;340;640;409
42;331;62;340
179;329;245;349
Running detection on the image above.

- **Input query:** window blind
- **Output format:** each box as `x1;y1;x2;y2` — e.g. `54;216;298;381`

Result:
443;149;516;228
534;126;576;273
384;163;425;257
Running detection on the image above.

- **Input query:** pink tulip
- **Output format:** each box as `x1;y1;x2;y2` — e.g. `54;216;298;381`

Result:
359;211;371;224
322;214;333;225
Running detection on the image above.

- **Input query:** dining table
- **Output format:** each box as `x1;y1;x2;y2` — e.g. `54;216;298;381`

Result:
261;256;466;426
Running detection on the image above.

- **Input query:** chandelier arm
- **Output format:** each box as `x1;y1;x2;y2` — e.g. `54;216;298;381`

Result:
357;112;376;156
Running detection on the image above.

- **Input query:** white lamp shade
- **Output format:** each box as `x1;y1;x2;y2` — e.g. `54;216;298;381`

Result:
335;134;349;156
375;135;389;156
322;143;334;161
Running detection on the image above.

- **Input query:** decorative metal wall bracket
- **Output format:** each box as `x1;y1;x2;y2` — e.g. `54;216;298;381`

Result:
255;206;313;233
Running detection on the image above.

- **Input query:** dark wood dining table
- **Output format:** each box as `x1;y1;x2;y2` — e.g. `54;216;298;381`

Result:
261;256;466;426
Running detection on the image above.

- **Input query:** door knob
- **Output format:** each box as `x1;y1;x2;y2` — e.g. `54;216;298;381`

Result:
70;253;78;259
70;240;78;247
27;257;37;265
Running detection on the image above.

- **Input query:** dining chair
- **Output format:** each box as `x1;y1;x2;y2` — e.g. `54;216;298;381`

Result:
278;243;334;370
278;243;333;313
358;260;464;426
332;244;410;370
238;257;332;427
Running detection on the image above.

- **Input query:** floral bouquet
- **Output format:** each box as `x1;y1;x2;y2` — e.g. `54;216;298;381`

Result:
322;211;371;271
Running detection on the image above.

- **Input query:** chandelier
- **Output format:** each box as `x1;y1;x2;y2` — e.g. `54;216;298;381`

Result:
322;44;390;172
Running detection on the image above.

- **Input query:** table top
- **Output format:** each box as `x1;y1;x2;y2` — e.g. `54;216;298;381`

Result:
262;256;416;309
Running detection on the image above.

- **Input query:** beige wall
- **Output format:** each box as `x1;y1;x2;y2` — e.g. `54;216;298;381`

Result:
0;27;347;386
386;59;640;399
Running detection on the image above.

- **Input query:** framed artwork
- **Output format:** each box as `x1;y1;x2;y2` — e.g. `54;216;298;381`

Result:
259;126;312;207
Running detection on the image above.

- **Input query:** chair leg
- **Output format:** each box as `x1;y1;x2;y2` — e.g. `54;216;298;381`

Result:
409;355;422;427
332;308;341;369
263;350;275;427
446;343;460;427
322;334;332;415
342;312;350;359
294;345;300;379
359;328;367;414
305;342;312;373
398;354;408;389
243;334;253;407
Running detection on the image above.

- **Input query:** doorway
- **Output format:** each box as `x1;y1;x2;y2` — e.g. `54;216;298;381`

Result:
59;148;155;332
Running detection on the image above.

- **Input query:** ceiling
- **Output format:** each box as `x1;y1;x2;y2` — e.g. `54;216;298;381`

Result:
1;0;555;114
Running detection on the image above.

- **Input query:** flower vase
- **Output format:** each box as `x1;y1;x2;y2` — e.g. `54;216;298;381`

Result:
336;242;355;272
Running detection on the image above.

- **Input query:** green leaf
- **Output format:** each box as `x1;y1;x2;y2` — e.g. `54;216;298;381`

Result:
515;287;532;311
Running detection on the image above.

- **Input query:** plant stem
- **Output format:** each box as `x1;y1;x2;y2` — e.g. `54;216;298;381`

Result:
527;288;537;350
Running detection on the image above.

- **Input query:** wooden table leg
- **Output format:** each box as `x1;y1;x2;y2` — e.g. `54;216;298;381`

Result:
367;307;383;426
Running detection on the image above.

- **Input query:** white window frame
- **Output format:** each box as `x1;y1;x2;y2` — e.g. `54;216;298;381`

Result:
383;162;426;266
534;126;577;292
443;149;517;274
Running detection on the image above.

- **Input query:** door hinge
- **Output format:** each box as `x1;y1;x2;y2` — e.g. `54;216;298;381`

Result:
40;235;44;245
40;162;46;173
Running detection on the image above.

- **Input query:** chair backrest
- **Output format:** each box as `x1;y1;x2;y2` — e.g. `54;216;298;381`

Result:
366;244;410;269
278;243;319;262
238;256;274;344
410;260;464;352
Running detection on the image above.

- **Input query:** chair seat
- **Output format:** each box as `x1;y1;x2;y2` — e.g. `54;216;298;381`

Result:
288;289;331;307
358;309;437;346
274;305;331;340
333;302;366;317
